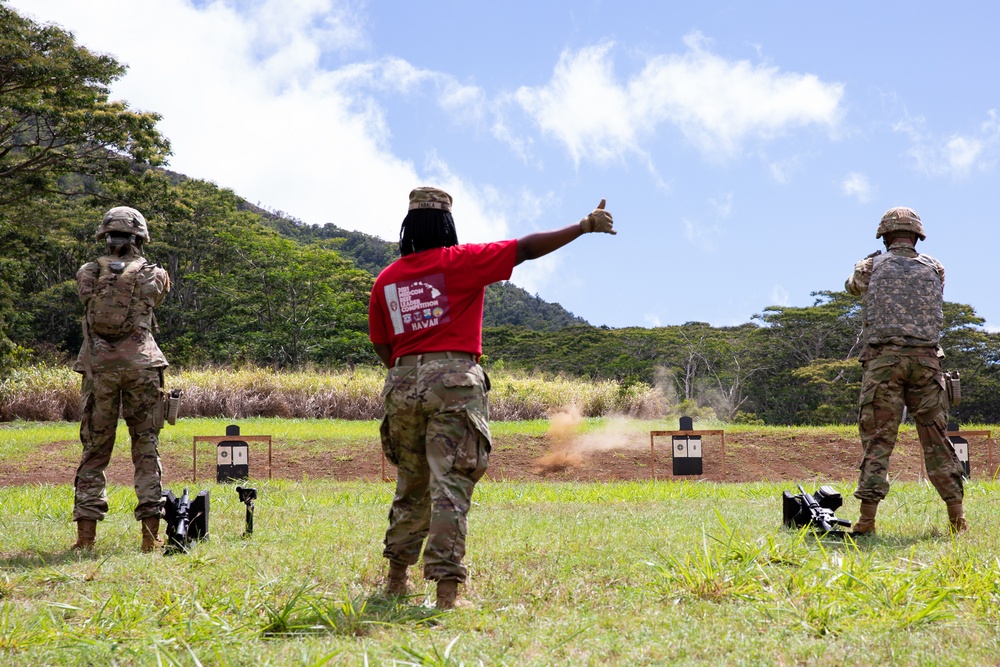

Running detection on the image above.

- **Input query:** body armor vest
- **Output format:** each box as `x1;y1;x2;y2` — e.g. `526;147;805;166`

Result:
862;252;942;347
87;255;148;340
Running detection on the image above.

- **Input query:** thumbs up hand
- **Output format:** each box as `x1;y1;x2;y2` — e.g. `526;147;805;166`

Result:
580;199;615;234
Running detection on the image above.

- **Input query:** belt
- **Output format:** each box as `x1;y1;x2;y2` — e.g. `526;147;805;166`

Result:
867;344;940;358
393;351;476;367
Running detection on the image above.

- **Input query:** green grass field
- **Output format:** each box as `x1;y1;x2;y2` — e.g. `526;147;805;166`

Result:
0;420;997;665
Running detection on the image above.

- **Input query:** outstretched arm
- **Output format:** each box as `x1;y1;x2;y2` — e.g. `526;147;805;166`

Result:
515;224;584;266
845;257;873;296
515;199;615;266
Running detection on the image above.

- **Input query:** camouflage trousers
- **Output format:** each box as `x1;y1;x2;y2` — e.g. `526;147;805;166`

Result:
379;358;491;583
74;368;165;522
855;352;964;504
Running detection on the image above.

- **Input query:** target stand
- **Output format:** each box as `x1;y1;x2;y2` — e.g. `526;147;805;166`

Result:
650;416;726;480
193;425;273;482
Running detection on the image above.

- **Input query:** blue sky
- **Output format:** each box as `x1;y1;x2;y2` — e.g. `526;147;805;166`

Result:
14;1;1000;331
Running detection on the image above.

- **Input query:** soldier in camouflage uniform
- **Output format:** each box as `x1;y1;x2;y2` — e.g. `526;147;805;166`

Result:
71;206;171;552
846;206;967;535
369;187;615;608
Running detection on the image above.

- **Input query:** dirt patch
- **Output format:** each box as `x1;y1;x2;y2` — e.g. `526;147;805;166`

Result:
3;425;993;486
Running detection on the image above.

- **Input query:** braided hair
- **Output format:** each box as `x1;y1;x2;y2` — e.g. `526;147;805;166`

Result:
398;208;458;256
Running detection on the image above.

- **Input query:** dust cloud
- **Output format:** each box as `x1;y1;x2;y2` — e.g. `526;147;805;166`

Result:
532;405;649;474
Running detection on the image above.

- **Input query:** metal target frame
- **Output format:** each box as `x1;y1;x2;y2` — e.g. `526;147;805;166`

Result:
191;434;273;482
650;429;726;480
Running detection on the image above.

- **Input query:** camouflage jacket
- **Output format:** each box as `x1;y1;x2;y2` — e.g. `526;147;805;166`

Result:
73;251;171;373
846;241;945;360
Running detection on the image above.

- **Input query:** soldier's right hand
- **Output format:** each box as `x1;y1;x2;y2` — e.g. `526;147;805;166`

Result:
580;199;615;234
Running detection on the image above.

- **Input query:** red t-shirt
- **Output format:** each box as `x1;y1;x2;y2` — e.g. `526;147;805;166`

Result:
369;240;517;363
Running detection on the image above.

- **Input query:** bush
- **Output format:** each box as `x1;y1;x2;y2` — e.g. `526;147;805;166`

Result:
732;410;765;426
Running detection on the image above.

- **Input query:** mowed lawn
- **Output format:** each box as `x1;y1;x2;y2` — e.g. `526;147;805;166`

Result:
0;420;997;665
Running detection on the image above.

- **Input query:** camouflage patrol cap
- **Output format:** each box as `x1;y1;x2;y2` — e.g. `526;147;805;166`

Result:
95;206;150;242
408;186;452;212
876;206;925;241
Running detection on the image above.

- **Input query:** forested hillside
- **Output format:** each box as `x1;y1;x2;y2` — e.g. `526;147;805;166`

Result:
2;4;999;425
1;175;377;368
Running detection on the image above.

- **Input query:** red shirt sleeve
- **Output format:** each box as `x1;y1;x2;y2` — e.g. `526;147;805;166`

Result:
447;240;517;283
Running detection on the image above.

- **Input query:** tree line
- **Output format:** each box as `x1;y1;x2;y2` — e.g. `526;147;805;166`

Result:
2;3;998;425
482;293;1000;424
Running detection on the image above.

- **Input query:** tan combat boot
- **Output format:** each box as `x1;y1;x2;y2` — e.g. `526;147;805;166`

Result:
72;519;97;551
852;501;878;536
384;561;409;597
436;579;459;610
946;502;969;533
141;516;163;552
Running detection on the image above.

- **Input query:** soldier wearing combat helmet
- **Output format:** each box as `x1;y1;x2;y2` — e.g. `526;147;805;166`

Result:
370;186;615;609
71;206;172;552
846;206;967;535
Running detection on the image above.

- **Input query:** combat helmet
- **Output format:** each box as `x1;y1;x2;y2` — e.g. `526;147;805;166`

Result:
95;206;149;243
876;206;925;241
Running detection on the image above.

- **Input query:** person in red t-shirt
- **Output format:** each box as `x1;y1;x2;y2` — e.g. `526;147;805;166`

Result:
370;186;615;609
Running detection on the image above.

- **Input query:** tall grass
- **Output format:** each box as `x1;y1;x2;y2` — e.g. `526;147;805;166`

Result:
0;365;80;422
176;367;386;419
1;365;664;422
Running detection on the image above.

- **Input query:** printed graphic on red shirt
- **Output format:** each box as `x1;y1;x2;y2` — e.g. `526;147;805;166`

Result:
383;273;450;335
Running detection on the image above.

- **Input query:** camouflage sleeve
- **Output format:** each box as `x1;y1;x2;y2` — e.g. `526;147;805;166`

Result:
76;262;99;304
140;265;171;308
845;257;873;296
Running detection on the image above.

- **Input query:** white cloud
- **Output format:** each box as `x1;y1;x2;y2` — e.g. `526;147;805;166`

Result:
491;114;536;164
439;81;488;125
420;153;510;242
842;172;872;203
511;187;558;227
509;254;564;297
682;218;721;251
942;136;983;173
12;0;502;242
644;314;663;327
514;31;844;165
514;42;638;166
770;285;791;307
490;187;563;294
893;109;1000;178
760;151;804;185
331;57;487;125
710;192;734;218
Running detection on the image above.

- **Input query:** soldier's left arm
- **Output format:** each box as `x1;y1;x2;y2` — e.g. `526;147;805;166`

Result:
845;257;873;296
141;265;171;308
